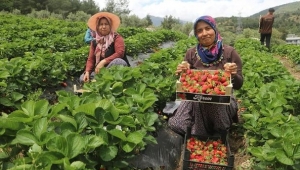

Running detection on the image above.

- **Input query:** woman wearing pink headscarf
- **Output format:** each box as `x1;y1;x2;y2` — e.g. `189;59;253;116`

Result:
80;12;130;83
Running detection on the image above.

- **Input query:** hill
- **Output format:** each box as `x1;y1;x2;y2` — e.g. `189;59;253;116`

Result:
250;1;300;18
149;1;300;35
149;15;188;27
215;1;300;36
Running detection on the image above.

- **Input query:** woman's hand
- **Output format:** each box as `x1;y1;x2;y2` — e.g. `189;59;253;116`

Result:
224;63;238;75
175;62;190;75
83;72;90;82
95;59;107;74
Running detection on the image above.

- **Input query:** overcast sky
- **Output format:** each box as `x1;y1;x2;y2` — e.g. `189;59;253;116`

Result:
94;0;299;22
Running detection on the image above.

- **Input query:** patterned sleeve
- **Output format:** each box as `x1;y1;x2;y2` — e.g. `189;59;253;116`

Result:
230;48;243;90
184;47;197;69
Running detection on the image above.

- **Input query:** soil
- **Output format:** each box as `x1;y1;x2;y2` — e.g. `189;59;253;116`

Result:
274;55;300;80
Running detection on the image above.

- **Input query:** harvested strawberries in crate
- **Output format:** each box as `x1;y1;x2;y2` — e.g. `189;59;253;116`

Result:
187;137;228;165
176;69;232;104
182;128;234;170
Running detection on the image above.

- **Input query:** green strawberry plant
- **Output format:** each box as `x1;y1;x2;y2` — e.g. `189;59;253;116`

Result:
272;44;300;65
235;39;300;169
0;77;159;169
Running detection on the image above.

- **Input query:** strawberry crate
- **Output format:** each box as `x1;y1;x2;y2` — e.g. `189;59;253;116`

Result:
182;127;234;170
176;69;232;105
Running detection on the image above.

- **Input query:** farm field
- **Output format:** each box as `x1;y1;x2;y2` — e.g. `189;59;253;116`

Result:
1;13;300;170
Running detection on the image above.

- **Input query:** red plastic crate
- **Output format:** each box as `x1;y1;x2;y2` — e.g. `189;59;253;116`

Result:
182;127;234;170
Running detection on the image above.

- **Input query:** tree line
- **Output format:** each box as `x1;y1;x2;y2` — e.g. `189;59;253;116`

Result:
1;0;299;43
0;0;138;17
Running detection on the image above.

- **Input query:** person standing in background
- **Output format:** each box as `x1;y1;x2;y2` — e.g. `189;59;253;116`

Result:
259;8;275;51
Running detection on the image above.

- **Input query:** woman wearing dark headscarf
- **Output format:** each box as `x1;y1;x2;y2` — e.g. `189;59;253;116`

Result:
80;12;130;83
168;15;243;136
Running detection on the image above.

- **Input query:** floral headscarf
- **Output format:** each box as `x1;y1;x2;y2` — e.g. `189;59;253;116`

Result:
193;15;223;65
94;17;115;65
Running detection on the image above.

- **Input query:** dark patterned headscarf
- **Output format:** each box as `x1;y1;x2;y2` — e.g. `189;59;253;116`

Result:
193;15;223;65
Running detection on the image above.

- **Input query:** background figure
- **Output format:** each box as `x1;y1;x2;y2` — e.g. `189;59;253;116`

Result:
84;27;96;44
168;15;243;136
259;8;275;51
80;12;130;83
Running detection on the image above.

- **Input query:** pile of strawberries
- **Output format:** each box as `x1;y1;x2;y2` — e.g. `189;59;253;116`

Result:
186;137;228;165
179;69;231;95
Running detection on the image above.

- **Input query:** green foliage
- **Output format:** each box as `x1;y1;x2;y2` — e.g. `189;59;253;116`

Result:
145;14;153;26
120;14;149;28
272;44;300;64
11;9;21;15
172;22;193;36
234;38;300;169
117;27;148;39
66;11;91;22
0;0;99;18
0;0;14;11
161;15;181;30
26;88;43;102
50;12;64;20
27;9;51;19
101;0;130;16
79;0;99;15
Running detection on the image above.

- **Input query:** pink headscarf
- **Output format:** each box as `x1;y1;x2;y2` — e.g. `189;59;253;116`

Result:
94;17;115;65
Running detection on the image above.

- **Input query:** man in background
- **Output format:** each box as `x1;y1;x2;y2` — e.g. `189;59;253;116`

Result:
259;8;275;51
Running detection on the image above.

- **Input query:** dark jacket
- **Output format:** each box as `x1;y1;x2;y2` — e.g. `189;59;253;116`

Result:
259;14;275;34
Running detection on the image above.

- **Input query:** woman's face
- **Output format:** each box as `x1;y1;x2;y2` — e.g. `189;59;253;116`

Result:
195;21;216;47
97;18;111;36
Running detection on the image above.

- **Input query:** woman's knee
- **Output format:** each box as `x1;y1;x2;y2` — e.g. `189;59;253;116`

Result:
107;58;128;67
79;73;85;83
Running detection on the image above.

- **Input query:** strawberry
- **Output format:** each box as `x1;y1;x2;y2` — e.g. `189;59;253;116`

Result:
211;157;220;164
186;69;192;74
212;141;220;148
222;81;229;86
219;90;226;95
220;76;227;83
214;87;221;94
212;75;219;81
214;70;220;75
223;71;231;78
201;84;209;93
61;82;67;87
201;75;207;82
180;77;186;82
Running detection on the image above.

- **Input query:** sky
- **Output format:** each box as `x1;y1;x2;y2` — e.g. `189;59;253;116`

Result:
94;0;300;22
